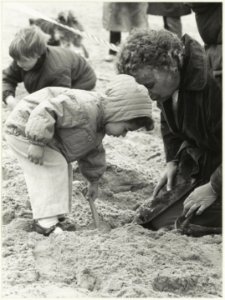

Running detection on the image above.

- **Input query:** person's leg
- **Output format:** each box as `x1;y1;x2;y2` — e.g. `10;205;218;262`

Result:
5;135;70;222
163;16;182;38
109;31;121;55
105;31;121;62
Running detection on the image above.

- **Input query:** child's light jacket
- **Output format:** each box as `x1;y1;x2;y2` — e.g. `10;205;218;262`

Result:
5;87;106;182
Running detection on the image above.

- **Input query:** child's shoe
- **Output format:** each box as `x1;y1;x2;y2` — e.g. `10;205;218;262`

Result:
34;221;63;236
58;215;66;222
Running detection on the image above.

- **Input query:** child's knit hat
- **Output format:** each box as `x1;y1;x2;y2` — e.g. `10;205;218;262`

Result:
102;74;152;124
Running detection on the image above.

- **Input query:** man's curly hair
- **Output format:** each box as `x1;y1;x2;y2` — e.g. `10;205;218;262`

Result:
116;29;184;75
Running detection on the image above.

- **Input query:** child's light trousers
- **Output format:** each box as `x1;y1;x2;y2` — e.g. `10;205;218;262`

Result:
5;134;72;219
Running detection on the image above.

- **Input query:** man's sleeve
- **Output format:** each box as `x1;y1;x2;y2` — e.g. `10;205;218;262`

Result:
210;165;222;196
160;111;183;162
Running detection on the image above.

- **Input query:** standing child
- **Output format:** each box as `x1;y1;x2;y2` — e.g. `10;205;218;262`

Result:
4;74;153;236
117;29;222;236
2;26;96;110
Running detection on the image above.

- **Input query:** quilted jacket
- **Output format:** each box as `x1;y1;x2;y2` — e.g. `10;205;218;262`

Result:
187;3;222;45
5;87;105;182
2;46;97;103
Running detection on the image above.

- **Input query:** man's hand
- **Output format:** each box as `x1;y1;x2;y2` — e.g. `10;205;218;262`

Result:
28;144;45;165
153;161;178;198
183;182;217;218
5;96;18;111
87;181;99;201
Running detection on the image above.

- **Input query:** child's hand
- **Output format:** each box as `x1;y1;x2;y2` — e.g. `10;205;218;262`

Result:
5;96;18;111
28;144;45;165
87;181;99;201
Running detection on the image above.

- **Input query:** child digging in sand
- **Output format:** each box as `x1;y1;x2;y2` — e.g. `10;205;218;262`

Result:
4;74;154;236
2;26;96;110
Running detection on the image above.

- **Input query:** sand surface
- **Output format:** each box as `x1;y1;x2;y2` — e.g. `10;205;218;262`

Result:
2;2;222;298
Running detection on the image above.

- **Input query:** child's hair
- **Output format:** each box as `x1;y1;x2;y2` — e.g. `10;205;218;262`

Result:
116;29;185;76
9;26;48;60
132;116;154;131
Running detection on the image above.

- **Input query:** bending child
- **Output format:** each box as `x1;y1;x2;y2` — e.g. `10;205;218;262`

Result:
117;29;222;236
2;26;96;110
4;74;154;236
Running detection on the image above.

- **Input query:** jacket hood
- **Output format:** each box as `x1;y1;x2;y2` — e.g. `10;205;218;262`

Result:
181;34;208;91
102;74;152;124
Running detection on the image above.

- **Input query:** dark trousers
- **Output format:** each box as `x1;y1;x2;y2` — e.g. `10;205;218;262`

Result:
109;31;121;55
163;16;182;38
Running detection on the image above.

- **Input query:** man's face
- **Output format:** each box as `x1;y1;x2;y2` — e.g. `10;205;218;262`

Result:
135;66;180;103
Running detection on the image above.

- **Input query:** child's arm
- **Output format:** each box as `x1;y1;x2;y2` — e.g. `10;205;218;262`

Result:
87;181;99;201
2;61;23;104
25;92;84;147
78;144;106;200
28;144;45;165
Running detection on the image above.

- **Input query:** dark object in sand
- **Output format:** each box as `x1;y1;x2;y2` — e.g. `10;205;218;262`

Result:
134;174;222;236
134;176;197;228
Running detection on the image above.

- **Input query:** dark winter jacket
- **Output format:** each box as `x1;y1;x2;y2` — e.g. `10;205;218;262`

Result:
187;3;222;45
159;34;221;194
2;46;97;103
147;3;191;17
187;3;222;84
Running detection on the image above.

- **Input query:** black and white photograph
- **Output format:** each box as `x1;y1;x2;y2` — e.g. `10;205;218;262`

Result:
1;1;222;298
